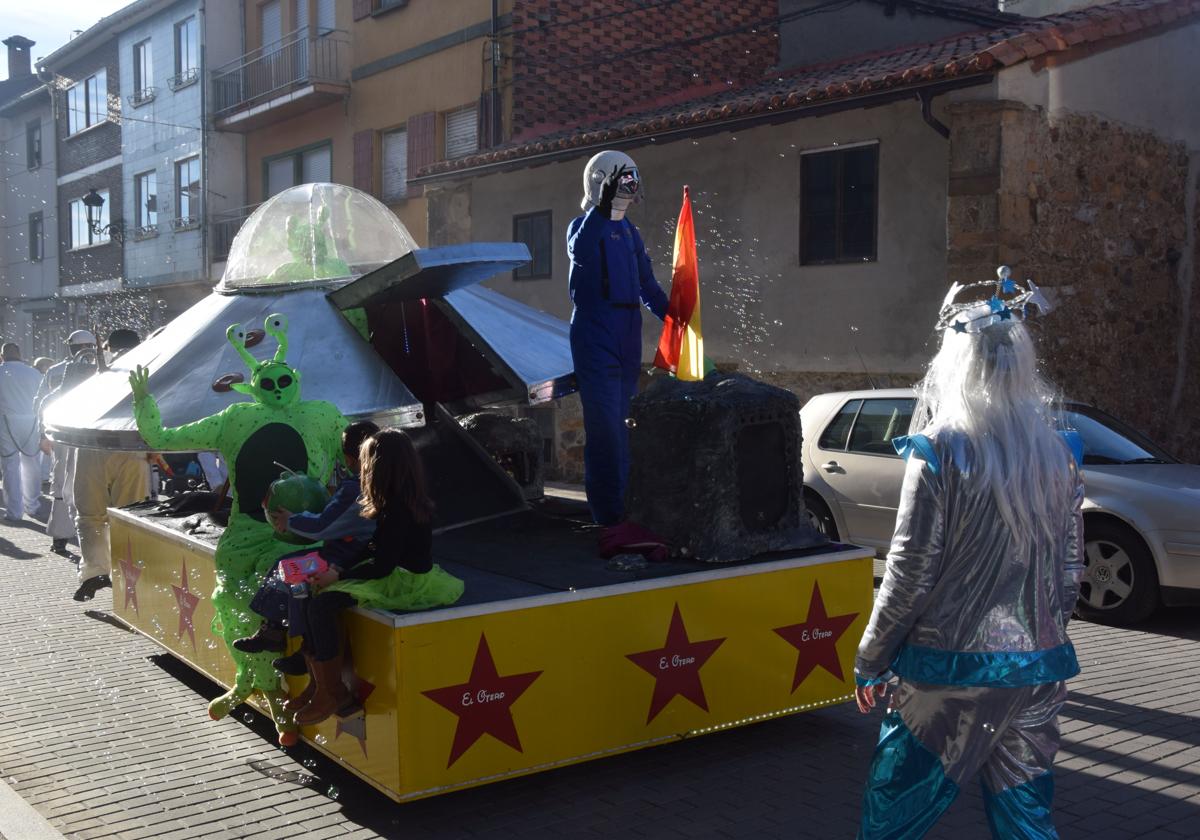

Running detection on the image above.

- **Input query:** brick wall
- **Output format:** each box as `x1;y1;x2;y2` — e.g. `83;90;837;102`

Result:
53;39;121;176
510;0;778;142
947;101;1200;462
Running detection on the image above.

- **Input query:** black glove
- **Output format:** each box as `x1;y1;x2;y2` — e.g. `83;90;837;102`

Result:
597;164;628;218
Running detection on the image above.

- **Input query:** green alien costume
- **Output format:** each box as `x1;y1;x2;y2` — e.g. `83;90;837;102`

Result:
130;314;347;734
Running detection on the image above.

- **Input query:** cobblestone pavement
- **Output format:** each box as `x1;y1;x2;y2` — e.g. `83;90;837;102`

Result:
0;510;1197;839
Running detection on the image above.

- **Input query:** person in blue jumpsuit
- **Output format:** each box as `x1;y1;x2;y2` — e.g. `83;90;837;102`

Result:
567;150;668;527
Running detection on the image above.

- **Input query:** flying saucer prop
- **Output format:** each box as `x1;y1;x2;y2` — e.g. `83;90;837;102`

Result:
45;184;577;449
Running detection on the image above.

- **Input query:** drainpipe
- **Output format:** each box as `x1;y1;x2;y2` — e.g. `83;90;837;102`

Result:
918;88;950;139
490;0;501;147
200;0;210;290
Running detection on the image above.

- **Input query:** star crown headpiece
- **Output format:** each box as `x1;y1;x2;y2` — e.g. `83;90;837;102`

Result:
937;266;1052;334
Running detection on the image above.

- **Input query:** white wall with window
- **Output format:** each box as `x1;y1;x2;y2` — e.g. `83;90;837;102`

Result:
444;106;478;159
175;157;201;224
382;128;408;203
134;171;158;230
66;69;107;135
265;143;332;198
69;191;109;248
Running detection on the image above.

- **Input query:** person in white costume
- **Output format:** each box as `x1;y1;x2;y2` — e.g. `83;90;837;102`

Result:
73;330;151;602
36;330;98;554
0;343;47;521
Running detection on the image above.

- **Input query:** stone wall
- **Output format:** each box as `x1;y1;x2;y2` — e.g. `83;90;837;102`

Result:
947;100;1200;462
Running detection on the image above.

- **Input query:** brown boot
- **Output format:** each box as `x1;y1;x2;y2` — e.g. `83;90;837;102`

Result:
283;654;318;715
293;652;359;727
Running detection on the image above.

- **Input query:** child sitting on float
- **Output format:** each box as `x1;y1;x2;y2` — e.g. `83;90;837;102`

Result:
288;427;465;726
233;420;380;679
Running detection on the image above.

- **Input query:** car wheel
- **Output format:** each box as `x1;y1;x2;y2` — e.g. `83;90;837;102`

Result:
803;490;840;541
1075;519;1159;627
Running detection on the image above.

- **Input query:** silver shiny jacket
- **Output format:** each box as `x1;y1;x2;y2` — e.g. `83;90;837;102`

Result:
855;431;1085;687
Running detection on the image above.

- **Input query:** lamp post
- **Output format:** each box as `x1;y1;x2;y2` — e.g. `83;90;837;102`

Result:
82;188;125;244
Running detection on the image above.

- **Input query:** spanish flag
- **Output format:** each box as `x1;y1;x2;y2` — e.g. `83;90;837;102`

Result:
653;186;704;381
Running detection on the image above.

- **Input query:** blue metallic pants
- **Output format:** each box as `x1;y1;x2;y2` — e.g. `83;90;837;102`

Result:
570;311;642;526
860;679;1067;839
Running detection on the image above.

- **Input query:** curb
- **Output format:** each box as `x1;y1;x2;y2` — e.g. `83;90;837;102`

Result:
0;776;67;840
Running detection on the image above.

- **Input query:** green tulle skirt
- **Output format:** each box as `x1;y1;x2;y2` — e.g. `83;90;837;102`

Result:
325;564;464;612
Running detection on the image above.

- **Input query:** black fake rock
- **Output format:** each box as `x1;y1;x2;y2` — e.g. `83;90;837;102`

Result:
625;372;825;563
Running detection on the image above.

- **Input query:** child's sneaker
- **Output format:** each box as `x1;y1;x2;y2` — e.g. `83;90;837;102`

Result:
233;622;287;653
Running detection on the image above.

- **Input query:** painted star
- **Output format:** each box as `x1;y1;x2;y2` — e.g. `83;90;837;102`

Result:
999;308;1013;321
336;678;375;758
117;538;141;616
987;296;1005;313
1001;278;1017;294
773;582;859;691
171;558;201;652
421;634;543;768
952;321;968;333
626;603;726;724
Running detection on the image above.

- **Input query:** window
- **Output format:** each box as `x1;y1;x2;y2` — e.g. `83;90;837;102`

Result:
264;142;331;198
69;190;110;248
800;144;878;265
66;69;107;135
444;106;478;159
175;157;200;224
316;0;336;34
261;1;282;49
381;128;407;202
513;211;552;280
25;120;40;169
818;399;861;451
846;399;915;456
175;16;198;76
131;40;154;104
28;213;43;261
134;170;158;229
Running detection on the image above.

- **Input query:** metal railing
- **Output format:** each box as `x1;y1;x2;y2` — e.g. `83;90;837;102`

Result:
210;203;261;260
211;28;349;117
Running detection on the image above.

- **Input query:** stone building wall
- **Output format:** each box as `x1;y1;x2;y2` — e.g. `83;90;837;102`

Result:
947;100;1200;462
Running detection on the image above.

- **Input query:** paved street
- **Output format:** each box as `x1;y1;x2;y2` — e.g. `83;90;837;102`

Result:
1;512;1198;840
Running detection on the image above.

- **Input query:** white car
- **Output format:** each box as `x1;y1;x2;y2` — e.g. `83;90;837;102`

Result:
800;388;1200;626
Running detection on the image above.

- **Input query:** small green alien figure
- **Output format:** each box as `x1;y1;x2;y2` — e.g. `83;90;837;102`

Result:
266;208;351;285
130;314;347;741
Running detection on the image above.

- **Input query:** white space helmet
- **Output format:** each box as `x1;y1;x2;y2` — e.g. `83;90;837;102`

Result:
581;149;643;213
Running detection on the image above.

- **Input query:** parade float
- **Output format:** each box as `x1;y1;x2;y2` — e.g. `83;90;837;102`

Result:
43;184;874;802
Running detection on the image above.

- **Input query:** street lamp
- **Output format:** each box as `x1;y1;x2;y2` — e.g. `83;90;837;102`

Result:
82;188;125;244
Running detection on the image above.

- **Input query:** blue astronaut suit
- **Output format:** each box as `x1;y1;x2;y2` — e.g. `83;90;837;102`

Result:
567;206;668;525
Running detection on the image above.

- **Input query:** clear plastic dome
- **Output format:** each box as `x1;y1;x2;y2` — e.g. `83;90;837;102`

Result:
218;183;418;291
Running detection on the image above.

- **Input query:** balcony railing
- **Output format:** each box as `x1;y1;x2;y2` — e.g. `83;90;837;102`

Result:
211;28;350;118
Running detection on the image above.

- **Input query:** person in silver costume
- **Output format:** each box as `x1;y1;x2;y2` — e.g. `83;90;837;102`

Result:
854;272;1085;840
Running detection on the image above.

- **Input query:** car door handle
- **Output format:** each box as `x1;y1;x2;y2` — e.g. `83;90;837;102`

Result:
822;461;845;474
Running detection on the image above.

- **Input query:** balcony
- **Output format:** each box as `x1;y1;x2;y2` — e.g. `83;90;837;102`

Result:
211;29;350;132
211;203;260;261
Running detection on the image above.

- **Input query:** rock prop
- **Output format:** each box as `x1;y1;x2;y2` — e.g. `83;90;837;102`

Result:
459;412;544;500
625;373;825;563
264;473;331;545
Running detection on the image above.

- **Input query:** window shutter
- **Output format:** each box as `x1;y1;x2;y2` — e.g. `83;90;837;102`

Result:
406;111;436;196
352;0;373;21
445;106;478;159
382;129;407;202
316;0;335;33
266;157;294;197
353;129;374;193
261;0;282;48
301;146;331;183
295;0;309;33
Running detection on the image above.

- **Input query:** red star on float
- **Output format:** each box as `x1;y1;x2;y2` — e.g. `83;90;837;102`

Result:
117;538;141;616
336;677;375;757
171;558;201;652
421;634;542;768
626;603;725;724
773;581;859;691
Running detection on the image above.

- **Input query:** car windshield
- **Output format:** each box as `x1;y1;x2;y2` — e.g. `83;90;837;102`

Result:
1060;405;1178;465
